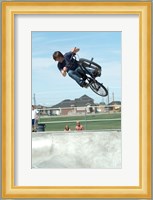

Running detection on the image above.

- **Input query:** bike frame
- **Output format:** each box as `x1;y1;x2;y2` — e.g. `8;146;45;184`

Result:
74;55;96;81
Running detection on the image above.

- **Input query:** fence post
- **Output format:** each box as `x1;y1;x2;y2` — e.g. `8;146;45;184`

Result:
85;107;87;130
39;109;41;122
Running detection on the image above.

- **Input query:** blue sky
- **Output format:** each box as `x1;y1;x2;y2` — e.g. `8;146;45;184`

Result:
32;32;121;106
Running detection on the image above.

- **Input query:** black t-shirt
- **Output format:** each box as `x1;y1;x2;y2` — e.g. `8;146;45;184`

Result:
57;51;78;72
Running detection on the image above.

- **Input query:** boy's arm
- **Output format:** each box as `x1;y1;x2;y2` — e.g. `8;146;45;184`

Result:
61;66;67;77
64;47;80;62
58;63;67;77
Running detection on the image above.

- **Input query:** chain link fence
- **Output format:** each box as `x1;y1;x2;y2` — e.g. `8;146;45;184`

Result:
35;105;121;132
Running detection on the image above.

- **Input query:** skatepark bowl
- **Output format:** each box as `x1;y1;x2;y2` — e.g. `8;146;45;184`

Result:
32;131;122;169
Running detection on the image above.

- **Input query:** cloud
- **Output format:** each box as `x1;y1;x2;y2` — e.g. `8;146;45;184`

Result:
32;57;53;70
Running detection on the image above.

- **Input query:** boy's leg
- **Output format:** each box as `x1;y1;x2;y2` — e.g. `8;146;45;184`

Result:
86;67;101;77
68;70;85;87
75;67;87;80
76;65;95;77
34;119;38;132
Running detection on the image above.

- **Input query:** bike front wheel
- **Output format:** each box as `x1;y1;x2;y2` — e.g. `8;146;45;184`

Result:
89;80;108;97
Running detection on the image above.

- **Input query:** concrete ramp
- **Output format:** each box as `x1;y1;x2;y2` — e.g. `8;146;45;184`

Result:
32;131;121;169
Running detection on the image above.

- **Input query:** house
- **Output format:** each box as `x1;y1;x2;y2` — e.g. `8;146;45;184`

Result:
96;102;106;113
106;101;121;112
50;95;96;116
35;105;49;116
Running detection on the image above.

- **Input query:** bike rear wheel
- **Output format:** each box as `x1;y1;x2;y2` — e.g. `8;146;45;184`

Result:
89;80;108;97
79;58;101;72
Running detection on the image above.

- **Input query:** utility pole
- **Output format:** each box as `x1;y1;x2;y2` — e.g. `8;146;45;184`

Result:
112;92;114;102
33;93;36;106
107;87;109;105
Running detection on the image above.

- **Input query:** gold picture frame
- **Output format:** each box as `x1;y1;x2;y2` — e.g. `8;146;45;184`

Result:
2;1;152;198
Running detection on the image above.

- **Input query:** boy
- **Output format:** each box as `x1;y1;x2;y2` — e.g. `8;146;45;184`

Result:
53;47;98;88
32;105;39;132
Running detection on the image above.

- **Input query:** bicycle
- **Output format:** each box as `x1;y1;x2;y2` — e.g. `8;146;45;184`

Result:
73;56;108;97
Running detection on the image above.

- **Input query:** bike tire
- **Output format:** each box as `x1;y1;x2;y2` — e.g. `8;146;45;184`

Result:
79;58;102;71
89;80;108;97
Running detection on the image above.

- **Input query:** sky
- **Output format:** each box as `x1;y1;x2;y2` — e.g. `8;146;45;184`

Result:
32;31;121;107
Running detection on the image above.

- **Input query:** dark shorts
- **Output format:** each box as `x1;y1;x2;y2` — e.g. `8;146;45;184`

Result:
32;119;35;125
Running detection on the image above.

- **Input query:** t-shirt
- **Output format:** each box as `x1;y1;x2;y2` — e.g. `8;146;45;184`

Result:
32;109;38;120
57;51;78;72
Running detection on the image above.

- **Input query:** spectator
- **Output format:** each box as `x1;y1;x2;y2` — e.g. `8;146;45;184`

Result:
32;105;39;132
34;110;39;131
64;125;71;131
75;121;84;131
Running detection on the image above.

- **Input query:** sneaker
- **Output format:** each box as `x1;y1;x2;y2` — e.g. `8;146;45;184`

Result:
97;70;101;77
93;69;101;77
83;82;89;88
79;79;85;87
93;69;99;77
79;80;89;88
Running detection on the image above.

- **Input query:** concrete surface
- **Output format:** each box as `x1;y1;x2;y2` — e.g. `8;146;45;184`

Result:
32;131;121;169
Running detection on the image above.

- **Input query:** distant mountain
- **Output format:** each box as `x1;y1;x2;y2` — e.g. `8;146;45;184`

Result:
51;95;95;108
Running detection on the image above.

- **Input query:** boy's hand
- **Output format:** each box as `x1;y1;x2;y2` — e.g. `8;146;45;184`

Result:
61;67;67;77
71;47;80;54
63;67;67;72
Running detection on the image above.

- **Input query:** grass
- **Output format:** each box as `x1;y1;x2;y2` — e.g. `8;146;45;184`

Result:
38;112;121;131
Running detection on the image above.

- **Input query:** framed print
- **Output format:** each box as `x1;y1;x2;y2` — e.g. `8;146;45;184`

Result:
2;1;152;198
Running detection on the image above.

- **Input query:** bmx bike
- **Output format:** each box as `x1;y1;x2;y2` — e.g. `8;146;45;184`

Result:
77;57;108;97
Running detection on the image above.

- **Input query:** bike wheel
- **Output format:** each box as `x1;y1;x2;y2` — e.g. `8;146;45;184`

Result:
79;58;101;70
89;80;108;97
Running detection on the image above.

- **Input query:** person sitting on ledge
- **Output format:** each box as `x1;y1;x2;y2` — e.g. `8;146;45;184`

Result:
64;125;71;131
75;121;84;131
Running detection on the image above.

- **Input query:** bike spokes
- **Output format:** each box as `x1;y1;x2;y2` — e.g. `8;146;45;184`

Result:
89;80;108;97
